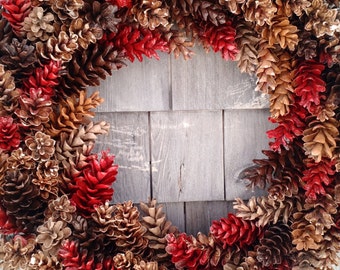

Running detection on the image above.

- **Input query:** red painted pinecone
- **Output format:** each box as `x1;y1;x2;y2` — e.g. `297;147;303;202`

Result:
210;213;261;249
0;116;20;151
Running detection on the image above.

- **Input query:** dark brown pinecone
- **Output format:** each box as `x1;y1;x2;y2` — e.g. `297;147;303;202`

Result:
0;64;18;116
268;169;299;200
297;31;318;61
0;14;13;51
292;250;323;269
140;198;178;264
0;152;8;195
255;223;293;268
0;38;37;77
192;0;227;26
59;42;125;93
2;169;46;232
112;201;148;255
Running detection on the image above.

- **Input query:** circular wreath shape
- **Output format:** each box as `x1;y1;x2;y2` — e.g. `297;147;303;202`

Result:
0;0;340;269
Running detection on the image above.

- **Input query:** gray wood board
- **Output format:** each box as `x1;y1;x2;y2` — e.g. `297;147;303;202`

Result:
171;46;269;110
224;109;273;200
185;201;235;235
162;202;186;233
151;110;224;202
89;53;171;112
93;112;151;203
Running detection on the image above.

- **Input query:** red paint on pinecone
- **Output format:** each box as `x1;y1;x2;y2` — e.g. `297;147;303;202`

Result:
24;60;61;96
0;116;20;151
210;213;260;249
1;0;31;37
199;21;238;61
302;158;336;201
166;233;210;270
0;205;17;234
293;60;326;115
70;151;118;218
267;104;307;151
107;0;132;8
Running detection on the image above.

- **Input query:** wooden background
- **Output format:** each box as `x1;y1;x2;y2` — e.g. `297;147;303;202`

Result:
89;46;272;235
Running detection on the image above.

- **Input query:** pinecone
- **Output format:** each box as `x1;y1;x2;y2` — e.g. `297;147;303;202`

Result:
303;116;339;162
256;40;280;93
15;88;53;129
0;116;20;151
3;235;36;270
23;6;55;42
36;31;79;62
36;218;72;255
297;31;318;61
45;195;76;223
29;249;62;270
233;196;295;227
292;212;323;251
270;51;294;118
50;0;84;21
235;20;259;74
7;147;35;170
210;213;261;248
48;90;103;136
165;30;194;60
2;169;45;231
113;251;140;269
131;0;171;30
268;169;299;200
304;0;339;38
59;42;125;93
218;0;245;15
134;260;159;270
84;1;121;34
292;250;323;269
112;201;148;255
0;12;14;50
0;152;9;196
91;201;116;236
25;131;56;161
0;64;18;115
276;0;311;17
192;0;227;26
139;198;178;263
67;18;100;50
255;223;292;268
0;38;37;77
261;15;298;51
241;0;277;26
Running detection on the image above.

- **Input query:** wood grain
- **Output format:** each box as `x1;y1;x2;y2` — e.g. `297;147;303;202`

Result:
93;112;151;203
224;109;273;200
150;110;224;202
89;52;171;112
171;46;269;110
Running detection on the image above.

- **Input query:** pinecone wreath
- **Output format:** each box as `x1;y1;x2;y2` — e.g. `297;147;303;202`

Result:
0;0;339;269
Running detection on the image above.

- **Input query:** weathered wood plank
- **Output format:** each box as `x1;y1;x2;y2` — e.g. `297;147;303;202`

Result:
93;112;151;203
151;110;224;202
185;201;234;235
171;46;269;110
162;202;186;232
89;53;171;112
224;109;273;200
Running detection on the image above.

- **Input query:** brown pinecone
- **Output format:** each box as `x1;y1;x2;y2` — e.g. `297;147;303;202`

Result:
36;218;72;256
235;20;259;74
233;196;295;226
165;30;194;60
0;15;13;52
292;212;323;251
23;6;55;42
0;64;18;115
255;223;292;268
269;51;294;118
131;0;171;31
66;18;100;50
45;194;76;223
50;0;84;21
113;251;140;269
192;0;226;26
292;250;323;269
3;235;36;270
25;131;56;161
84;1;121;34
261;15;298;51
0;38;37;76
256;40;280;93
304;0;339;38
29;249;62;270
112;201;148;255
91;201;116;236
59;42;125;93
7;148;36;170
140;198;178;263
242;0;277;26
2;169;45;231
297;31;318;61
36;31;78;62
0;152;9;195
47;90;104;136
218;0;245;15
32;171;59;200
275;0;311;17
134;260;159;270
268;169;299;200
303;116;339;162
304;194;337;235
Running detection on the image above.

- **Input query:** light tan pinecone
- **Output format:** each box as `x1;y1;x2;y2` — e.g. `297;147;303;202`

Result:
242;0;277;26
50;0;84;21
